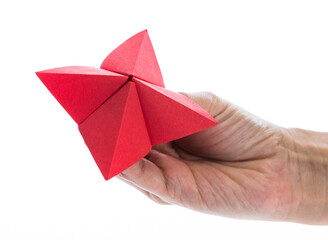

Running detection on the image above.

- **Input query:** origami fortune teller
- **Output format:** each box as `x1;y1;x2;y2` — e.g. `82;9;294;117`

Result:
36;30;217;180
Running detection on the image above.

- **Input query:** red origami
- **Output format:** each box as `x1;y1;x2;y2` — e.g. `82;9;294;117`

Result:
36;30;217;180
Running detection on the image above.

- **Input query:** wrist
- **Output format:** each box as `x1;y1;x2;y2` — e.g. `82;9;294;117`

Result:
282;127;328;224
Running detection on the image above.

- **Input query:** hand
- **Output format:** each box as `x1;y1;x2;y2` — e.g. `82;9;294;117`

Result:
118;92;328;224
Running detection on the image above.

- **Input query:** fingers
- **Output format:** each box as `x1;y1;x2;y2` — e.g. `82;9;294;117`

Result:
180;91;229;118
118;149;197;206
174;91;237;160
118;175;170;205
151;142;181;159
117;156;168;199
143;149;203;206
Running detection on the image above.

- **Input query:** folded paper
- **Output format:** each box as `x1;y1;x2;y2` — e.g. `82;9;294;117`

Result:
36;30;217;180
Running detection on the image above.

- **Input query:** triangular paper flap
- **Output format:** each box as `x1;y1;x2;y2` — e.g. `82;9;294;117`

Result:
100;30;164;87
108;82;151;179
36;66;128;124
134;78;217;145
78;81;151;180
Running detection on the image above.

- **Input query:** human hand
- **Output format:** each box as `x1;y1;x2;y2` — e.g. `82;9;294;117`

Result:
118;92;328;224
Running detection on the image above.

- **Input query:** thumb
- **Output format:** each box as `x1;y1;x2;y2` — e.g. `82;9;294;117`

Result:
180;91;228;118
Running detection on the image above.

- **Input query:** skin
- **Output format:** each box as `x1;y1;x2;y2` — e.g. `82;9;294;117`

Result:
118;92;328;225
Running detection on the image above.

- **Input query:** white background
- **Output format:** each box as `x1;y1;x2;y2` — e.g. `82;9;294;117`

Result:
1;0;328;239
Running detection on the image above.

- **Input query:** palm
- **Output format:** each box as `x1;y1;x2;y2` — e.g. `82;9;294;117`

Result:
119;92;298;221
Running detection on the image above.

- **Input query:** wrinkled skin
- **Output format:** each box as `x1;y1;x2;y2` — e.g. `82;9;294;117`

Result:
118;92;328;224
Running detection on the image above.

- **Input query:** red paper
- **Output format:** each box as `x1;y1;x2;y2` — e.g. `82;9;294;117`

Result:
36;30;217;180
